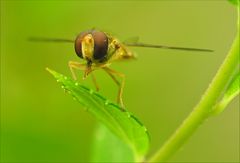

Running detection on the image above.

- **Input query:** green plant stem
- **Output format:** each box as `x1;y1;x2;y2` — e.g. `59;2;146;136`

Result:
148;31;239;162
212;73;240;115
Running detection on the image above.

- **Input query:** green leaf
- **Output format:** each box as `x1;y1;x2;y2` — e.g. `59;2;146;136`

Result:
91;123;134;162
212;72;240;115
46;68;150;161
228;0;239;6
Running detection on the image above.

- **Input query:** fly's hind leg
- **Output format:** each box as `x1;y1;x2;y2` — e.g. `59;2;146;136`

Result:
103;67;125;110
68;61;100;91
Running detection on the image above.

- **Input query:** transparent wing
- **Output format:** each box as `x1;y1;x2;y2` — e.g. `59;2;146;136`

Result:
122;36;140;44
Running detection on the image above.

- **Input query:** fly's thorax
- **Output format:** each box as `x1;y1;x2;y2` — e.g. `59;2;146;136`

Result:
74;30;109;63
107;38;136;62
107;38;120;58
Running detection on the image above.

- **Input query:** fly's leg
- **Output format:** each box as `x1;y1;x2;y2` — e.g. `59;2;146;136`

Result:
103;67;125;111
68;61;100;91
91;73;100;92
68;61;85;80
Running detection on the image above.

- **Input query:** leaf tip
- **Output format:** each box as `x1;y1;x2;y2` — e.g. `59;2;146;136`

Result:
46;67;62;80
46;67;54;74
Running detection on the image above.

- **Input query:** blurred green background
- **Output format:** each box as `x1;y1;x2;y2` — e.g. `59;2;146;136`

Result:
1;0;239;162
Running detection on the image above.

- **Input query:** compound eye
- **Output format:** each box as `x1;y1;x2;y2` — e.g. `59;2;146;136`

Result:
92;31;108;60
74;31;89;58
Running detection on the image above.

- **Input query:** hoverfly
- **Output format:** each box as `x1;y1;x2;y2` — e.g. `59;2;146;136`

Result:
29;29;213;110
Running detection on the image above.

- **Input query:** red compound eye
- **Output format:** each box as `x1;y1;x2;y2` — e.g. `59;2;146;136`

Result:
74;31;90;59
91;30;108;61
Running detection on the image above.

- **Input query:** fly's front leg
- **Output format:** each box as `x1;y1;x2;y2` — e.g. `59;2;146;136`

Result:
91;73;100;92
68;61;100;91
103;67;125;110
68;61;85;80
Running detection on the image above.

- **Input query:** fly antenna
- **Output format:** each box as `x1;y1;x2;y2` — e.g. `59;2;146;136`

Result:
125;42;214;52
28;37;74;43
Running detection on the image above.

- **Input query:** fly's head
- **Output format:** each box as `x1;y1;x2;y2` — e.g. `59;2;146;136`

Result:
75;30;109;65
